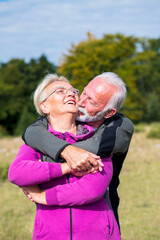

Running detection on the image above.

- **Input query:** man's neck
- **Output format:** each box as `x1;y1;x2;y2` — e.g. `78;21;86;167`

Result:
87;118;105;128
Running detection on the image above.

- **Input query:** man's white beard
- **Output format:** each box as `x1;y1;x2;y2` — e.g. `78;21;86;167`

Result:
76;107;105;122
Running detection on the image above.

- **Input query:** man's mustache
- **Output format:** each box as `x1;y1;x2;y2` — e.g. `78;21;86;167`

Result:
78;107;87;115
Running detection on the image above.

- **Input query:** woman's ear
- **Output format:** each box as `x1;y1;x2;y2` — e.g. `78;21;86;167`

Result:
39;102;50;115
104;108;117;119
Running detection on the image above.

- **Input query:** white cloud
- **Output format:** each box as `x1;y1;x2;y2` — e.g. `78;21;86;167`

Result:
0;0;160;64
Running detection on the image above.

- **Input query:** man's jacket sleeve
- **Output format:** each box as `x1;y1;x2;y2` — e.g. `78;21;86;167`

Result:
71;114;134;156
22;117;70;161
96;115;134;157
22;113;134;160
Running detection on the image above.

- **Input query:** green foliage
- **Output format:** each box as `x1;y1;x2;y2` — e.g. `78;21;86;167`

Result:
14;106;37;136
58;33;137;92
0;125;8;137
0;55;56;134
58;33;160;123
134;123;146;133
147;122;160;139
145;93;160;122
0;34;160;133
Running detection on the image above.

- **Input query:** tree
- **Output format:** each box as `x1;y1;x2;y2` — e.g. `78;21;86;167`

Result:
58;33;139;121
59;34;137;91
58;34;160;123
0;55;57;134
0;59;29;133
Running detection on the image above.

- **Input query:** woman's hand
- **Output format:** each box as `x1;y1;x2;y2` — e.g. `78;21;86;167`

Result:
22;185;47;205
60;145;102;172
61;162;93;176
61;162;72;175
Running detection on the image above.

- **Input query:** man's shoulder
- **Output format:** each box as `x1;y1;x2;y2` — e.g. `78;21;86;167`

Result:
103;112;134;133
27;116;48;129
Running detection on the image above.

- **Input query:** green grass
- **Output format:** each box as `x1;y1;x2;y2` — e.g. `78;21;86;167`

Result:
0;136;34;239
134;123;147;133
147;122;160;139
119;128;160;240
0;181;35;240
1;127;160;239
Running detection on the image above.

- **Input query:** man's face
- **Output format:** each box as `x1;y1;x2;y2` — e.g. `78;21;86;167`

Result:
76;77;116;122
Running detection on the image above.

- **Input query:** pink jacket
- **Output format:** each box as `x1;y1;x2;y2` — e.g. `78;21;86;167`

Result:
8;123;121;240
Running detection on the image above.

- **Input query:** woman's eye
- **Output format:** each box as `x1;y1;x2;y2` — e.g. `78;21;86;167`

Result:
56;89;65;94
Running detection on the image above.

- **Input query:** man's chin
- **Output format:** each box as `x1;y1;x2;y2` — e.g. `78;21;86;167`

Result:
76;114;94;123
76;115;87;122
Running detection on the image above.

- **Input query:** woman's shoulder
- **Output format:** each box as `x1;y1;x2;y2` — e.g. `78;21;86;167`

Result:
17;143;41;158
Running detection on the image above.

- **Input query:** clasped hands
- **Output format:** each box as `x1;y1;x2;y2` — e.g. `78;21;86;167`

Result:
22;145;103;204
61;145;104;174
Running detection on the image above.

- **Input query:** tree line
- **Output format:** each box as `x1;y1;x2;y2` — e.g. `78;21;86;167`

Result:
0;33;160;135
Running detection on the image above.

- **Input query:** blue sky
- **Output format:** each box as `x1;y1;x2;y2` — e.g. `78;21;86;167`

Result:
0;0;160;65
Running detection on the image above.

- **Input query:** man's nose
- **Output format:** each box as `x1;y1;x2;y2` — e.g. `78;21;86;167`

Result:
78;96;87;107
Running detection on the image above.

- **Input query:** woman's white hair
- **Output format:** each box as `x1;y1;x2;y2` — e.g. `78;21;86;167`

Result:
33;74;69;116
95;72;126;112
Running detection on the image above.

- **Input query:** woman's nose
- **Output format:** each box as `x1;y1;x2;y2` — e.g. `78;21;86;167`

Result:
66;89;75;97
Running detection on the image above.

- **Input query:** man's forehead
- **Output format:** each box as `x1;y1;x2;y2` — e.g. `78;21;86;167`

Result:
84;77;117;105
85;78;106;94
87;77;117;93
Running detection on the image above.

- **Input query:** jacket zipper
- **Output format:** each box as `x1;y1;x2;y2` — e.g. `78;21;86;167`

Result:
67;175;73;240
62;133;73;240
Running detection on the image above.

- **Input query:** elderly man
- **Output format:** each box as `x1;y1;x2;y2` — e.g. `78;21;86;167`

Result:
23;72;134;228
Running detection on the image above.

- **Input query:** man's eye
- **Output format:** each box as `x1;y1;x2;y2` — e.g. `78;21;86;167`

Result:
89;101;95;106
88;99;96;106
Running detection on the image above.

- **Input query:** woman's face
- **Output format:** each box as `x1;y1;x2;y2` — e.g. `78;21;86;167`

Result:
40;81;79;117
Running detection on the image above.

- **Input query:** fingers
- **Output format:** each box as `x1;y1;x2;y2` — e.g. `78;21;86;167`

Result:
89;153;101;159
72;155;99;172
22;188;34;202
62;145;104;173
87;157;99;171
97;159;104;168
72;156;103;173
75;159;93;172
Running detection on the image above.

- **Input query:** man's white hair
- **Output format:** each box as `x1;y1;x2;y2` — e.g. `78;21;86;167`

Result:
95;72;126;112
76;72;127;122
33;74;69;116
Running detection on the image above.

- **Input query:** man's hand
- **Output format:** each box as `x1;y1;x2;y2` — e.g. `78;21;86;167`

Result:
60;145;104;173
22;185;47;205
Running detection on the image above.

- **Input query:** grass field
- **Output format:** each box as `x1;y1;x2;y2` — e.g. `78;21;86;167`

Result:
0;127;160;240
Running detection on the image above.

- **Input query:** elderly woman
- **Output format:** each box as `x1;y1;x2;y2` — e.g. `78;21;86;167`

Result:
8;74;121;240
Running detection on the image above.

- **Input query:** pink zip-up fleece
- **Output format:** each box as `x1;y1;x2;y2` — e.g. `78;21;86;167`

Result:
8;123;121;240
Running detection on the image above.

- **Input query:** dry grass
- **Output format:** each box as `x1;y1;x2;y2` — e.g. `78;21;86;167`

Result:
119;129;160;240
0;128;160;240
0;137;34;240
0;136;23;164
